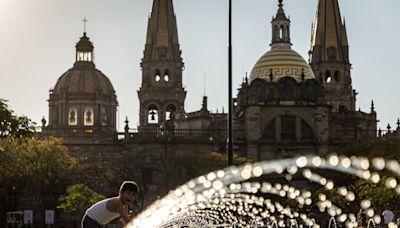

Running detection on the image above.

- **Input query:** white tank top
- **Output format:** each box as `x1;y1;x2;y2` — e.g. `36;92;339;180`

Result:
85;197;121;225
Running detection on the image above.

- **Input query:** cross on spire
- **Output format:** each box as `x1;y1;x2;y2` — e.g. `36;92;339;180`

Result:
82;16;89;34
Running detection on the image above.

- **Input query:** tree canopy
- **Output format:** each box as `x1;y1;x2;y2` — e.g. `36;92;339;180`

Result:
0;98;36;138
58;184;106;213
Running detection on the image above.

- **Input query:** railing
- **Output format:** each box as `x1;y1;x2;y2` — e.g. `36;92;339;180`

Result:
117;128;229;141
116;128;399;142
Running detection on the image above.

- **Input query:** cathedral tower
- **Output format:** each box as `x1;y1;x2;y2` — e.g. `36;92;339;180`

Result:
138;0;186;128
309;0;355;112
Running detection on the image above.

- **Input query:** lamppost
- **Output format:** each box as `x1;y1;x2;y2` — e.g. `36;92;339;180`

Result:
227;0;233;167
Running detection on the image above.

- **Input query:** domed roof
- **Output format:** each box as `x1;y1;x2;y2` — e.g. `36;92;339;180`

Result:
249;45;315;83
53;66;115;96
52;33;116;98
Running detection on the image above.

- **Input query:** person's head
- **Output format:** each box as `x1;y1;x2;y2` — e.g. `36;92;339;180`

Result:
119;181;139;204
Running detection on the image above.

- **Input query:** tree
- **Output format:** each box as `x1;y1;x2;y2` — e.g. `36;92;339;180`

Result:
0;98;36;138
333;136;400;160
58;184;105;213
0;137;77;224
352;177;400;214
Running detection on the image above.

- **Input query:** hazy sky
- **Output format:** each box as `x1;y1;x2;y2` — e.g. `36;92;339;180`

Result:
0;0;399;131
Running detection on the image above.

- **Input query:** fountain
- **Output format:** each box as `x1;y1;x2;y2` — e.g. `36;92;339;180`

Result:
128;155;400;227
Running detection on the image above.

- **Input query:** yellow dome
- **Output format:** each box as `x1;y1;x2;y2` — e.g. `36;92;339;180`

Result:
250;46;315;83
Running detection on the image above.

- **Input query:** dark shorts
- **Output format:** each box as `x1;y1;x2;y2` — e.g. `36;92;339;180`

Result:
81;215;104;228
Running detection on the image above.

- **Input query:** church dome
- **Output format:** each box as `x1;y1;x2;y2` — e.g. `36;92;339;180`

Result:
249;45;315;83
53;67;115;96
52;33;116;97
46;32;118;142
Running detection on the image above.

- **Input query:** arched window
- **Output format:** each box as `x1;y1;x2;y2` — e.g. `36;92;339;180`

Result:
325;71;332;84
155;69;161;82
281;116;296;141
280;25;284;39
148;104;158;124
274;25;279;39
334;71;340;82
84;106;94;126
68;107;78;126
77;51;92;62
166;104;176;120
304;80;317;102
101;106;108;126
164;70;170;82
262;116;315;143
263;119;276;142
278;77;296;100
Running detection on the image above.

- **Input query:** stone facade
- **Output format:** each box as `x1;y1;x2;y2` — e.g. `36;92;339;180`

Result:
233;0;376;160
41;0;378;213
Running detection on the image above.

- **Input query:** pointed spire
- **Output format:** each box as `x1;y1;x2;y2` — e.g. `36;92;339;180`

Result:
370;100;375;113
144;0;181;61
341;18;349;46
309;0;349;64
201;96;208;111
124;116;130;138
271;0;291;49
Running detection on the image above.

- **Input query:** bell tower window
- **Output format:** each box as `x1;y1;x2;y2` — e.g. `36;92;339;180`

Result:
334;71;340;82
325;71;332;84
77;51;92;62
164;70;170;82
166;104;176;120
155;69;161;82
75;32;94;64
148;105;158;124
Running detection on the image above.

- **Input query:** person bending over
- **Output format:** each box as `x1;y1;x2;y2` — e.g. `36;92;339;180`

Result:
81;181;139;228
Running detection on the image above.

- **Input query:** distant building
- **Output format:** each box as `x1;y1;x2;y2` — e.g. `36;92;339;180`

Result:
44;32;118;144
41;0;377;208
234;0;377;160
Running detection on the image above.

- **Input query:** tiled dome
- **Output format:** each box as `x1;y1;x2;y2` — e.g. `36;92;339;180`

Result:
250;45;315;83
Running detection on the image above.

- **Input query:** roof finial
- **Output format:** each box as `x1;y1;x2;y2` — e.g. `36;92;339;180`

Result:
278;0;283;7
370;100;375;113
82;16;89;35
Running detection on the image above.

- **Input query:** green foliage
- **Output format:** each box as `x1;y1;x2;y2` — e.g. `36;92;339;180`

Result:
0;98;36;138
333;136;400;159
352;177;400;212
311;137;400;214
73;158;118;194
0;137;77;215
58;184;105;213
209;151;253;166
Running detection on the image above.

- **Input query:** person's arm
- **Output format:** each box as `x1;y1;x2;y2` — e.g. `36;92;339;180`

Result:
106;198;131;224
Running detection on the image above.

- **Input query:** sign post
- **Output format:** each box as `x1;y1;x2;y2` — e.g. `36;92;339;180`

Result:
45;210;54;225
24;210;33;225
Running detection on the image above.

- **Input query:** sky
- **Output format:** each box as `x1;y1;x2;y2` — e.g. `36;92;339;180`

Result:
0;0;399;131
